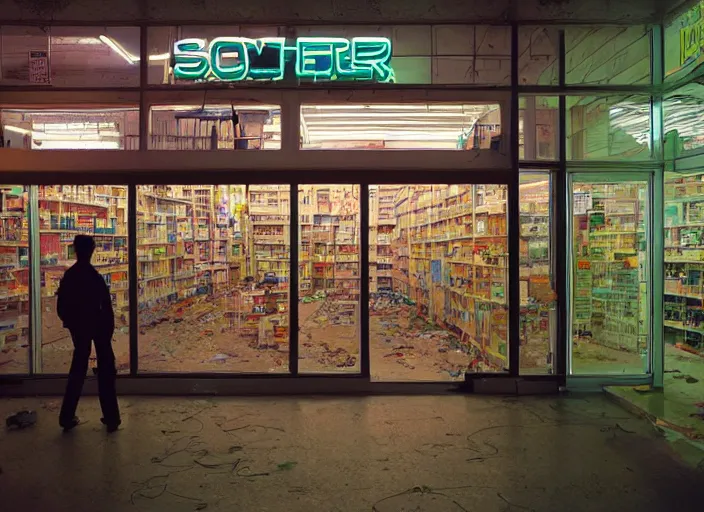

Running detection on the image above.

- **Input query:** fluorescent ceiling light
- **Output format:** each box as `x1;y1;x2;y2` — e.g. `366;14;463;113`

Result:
99;35;170;64
99;35;135;65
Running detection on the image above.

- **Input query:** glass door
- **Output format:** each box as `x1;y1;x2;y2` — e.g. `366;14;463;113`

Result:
568;173;651;375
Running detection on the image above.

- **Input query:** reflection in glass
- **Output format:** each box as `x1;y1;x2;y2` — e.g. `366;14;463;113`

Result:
370;185;508;381
300;104;501;150
519;96;559;161
299;185;360;373
571;181;648;374
137;185;290;373
149;105;281;150
0;186;29;374
664;84;704;158
565;26;650;85
566;96;651;161
39;185;130;374
520;174;555;374
518;26;558;86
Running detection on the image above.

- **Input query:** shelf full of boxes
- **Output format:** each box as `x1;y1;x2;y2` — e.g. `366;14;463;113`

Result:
519;178;555;372
0;186;29;365
664;175;704;355
572;183;648;365
402;185;509;370
39;185;129;322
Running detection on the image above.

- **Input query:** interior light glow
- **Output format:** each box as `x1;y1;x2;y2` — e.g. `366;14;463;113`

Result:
302;112;474;118
99;35;170;64
99;35;136;65
2;125;31;136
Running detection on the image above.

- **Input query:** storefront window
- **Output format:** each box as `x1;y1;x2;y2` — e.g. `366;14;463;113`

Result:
369;184;508;381
1;108;139;150
520;173;555;374
39;185;130;374
299;185;360;373
300;103;501;150
518;26;558;86
149;104;280;150
0;185;29;374
519;96;558;161
664;170;704;388
137;185;290;373
565;26;650;85
0;26;140;87
148;25;510;86
664;82;704;159
571;179;649;375
566;95;651;161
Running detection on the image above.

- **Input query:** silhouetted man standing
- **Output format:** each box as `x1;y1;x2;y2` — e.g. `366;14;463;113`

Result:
57;235;121;432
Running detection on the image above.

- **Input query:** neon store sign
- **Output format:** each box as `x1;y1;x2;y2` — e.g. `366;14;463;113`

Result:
173;37;395;83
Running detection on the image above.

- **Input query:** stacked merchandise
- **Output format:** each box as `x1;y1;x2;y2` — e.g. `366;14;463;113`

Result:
519;177;555;372
572;183;647;371
664;175;704;355
0;186;29;373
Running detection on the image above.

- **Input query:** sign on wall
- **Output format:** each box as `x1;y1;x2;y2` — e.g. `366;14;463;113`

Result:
173;37;395;83
28;50;50;84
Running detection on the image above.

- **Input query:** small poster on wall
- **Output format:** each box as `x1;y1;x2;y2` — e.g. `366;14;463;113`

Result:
28;50;50;84
573;191;592;215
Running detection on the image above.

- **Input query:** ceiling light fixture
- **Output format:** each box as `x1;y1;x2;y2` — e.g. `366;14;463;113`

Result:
99;35;170;64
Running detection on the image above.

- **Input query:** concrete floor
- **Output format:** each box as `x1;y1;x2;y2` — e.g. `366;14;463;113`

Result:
1;394;703;511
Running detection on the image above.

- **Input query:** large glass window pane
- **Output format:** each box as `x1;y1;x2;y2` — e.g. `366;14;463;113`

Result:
664;81;704;158
1;108;139;150
370;185;508;381
299;185;360;373
300;103;501;150
519;96;559;161
565;26;650;85
137;185;290;373
664;171;704;388
566;96;651;161
0;185;29;374
518;26;558;86
149;104;280;150
0;26;139;87
39;186;130;374
149;25;509;86
520;173;555;374
571;179;649;375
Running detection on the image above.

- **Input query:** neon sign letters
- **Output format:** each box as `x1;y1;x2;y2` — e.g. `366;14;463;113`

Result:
173;37;395;83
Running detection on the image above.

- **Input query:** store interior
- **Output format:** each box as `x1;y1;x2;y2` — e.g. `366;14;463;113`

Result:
0;86;702;384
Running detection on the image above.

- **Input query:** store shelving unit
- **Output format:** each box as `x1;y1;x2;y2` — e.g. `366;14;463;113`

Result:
519;178;554;370
573;184;647;357
0;186;29;356
39;185;129;312
404;185;509;370
664;176;704;352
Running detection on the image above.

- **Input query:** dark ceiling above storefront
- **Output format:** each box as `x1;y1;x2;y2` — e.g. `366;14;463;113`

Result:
0;0;673;24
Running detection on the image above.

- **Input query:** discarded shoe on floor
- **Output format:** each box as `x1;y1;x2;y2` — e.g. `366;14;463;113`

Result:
6;410;37;430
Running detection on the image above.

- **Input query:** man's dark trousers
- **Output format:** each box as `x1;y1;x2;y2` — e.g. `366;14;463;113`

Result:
59;327;120;425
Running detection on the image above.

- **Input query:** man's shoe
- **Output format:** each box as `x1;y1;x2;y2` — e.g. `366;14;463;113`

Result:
100;417;121;433
60;416;80;432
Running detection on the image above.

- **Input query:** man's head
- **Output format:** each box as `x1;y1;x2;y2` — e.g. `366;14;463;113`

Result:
73;235;96;262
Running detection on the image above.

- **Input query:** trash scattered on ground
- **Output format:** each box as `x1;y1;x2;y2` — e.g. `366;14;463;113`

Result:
277;461;297;471
6;410;37;430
